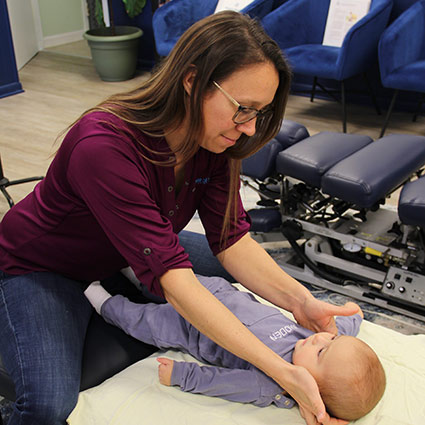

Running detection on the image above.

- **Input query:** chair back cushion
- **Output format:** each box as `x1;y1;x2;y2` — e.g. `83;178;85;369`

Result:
378;0;425;85
152;0;218;56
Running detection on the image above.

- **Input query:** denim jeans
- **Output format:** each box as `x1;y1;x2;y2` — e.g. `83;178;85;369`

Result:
0;271;92;425
0;230;231;424
178;230;234;282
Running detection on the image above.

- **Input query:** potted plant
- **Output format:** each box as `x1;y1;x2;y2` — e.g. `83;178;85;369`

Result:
84;0;146;81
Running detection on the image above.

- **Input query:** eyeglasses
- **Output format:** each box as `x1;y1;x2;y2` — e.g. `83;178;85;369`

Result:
213;81;273;125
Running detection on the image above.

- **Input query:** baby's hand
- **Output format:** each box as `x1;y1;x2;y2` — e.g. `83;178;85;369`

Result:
344;301;364;318
157;357;174;386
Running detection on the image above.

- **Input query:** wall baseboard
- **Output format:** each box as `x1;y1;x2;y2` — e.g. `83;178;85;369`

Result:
42;29;86;49
0;81;24;99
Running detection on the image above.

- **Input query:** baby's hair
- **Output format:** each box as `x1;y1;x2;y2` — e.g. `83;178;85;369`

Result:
317;337;386;421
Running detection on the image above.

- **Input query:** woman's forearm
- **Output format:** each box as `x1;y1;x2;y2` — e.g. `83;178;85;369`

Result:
217;233;313;312
160;268;293;380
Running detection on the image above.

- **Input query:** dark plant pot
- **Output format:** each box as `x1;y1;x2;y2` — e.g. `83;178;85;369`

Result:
84;26;143;82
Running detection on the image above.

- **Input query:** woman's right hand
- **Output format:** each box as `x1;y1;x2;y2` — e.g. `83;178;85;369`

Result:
276;363;348;425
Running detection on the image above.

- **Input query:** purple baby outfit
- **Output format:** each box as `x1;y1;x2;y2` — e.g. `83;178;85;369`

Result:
101;275;362;408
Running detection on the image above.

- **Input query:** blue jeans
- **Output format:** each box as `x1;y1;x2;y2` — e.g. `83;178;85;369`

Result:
178;230;234;282
0;271;92;425
0;231;231;424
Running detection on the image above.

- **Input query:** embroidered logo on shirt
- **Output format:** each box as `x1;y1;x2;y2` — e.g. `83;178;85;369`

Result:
269;324;297;341
195;177;210;185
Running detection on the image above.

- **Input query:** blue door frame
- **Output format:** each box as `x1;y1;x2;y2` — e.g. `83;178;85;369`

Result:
0;0;24;99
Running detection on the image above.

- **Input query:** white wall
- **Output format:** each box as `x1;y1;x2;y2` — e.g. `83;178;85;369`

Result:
6;0;42;69
38;0;89;48
6;0;89;69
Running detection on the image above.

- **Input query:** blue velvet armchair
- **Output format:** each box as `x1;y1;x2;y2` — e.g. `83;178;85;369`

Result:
152;0;278;57
378;0;425;137
262;0;393;132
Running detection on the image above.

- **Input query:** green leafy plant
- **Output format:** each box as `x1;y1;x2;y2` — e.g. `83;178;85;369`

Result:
94;0;147;27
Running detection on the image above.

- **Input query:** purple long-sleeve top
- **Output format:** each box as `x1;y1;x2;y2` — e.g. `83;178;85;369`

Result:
101;275;362;408
0;112;250;296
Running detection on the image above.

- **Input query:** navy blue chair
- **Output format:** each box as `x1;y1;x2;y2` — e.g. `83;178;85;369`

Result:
378;0;425;137
152;0;279;57
262;0;393;132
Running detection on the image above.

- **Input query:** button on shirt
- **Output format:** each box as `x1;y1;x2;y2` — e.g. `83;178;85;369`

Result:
0;112;251;296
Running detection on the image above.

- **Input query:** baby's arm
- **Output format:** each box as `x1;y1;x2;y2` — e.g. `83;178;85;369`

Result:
335;302;364;336
156;358;295;409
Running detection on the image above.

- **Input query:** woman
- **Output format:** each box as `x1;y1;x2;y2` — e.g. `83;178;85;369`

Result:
0;11;355;425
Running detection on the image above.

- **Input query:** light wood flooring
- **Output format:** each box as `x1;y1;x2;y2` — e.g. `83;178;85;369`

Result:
1;41;424;218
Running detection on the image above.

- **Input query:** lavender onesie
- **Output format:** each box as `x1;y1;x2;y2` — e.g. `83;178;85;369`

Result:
101;275;362;408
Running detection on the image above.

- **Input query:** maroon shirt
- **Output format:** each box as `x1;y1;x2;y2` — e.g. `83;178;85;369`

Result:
0;112;250;296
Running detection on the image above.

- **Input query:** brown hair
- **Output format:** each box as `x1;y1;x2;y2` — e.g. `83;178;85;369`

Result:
83;11;291;247
317;337;386;421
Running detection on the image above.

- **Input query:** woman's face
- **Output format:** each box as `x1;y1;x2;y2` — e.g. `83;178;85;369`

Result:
199;62;279;154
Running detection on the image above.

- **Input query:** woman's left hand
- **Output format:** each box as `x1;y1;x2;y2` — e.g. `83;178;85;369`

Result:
292;298;359;334
282;363;348;425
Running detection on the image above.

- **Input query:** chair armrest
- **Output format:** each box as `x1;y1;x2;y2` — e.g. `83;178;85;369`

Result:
336;0;393;79
378;1;425;83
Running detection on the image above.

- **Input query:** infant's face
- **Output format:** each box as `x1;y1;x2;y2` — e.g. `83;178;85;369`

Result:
292;333;354;381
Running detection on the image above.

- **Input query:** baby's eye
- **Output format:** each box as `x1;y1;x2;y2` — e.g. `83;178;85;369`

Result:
318;348;324;357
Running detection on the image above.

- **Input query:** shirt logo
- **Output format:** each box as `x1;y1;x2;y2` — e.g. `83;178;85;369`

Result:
269;324;297;341
195;177;210;185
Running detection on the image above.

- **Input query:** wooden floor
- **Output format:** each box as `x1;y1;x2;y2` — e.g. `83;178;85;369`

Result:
1;43;425;217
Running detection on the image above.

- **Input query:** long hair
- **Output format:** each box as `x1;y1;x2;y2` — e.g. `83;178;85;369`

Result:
83;11;292;247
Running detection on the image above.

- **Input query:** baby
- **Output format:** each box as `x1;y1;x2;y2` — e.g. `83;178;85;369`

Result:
85;274;386;421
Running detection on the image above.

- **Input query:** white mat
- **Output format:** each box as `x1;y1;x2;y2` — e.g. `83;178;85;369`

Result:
68;299;425;425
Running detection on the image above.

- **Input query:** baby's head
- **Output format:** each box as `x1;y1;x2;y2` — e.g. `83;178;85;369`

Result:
292;332;386;421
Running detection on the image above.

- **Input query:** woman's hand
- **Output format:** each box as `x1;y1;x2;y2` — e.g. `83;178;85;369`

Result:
299;405;349;425
157;357;174;386
292;297;360;334
216;234;359;335
282;364;348;425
